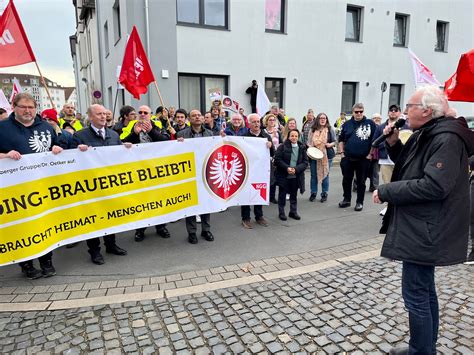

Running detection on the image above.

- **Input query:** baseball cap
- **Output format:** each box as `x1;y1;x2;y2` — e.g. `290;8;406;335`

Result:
41;109;58;124
389;104;400;112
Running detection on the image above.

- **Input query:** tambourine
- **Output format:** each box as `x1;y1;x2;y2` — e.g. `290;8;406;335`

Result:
307;147;324;160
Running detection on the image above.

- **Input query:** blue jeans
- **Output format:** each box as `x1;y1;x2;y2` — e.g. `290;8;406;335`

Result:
402;261;438;355
310;159;333;196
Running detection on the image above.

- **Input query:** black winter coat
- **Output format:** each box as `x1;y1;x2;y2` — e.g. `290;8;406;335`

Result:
378;117;474;266
74;126;122;147
274;140;308;193
121;122;170;143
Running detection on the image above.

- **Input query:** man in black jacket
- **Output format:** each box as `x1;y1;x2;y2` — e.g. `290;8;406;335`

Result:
373;86;474;355
338;103;376;211
74;104;129;265
0;93;63;279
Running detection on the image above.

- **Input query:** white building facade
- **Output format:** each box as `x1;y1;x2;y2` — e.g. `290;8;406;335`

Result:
0;73;68;112
71;0;474;121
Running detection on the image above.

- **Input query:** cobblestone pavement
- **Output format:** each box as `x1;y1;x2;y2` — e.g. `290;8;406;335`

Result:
0;257;472;354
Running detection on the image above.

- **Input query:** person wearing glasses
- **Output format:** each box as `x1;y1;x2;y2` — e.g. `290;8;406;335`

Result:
0;93;63;279
373;85;474;355
120;105;171;242
372;104;409;216
338;103;376;211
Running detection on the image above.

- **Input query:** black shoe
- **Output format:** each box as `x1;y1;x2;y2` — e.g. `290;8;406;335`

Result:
354;203;363;211
66;242;79;249
106;245;127;256
156;227;171;238
279;213;287;221
338;200;351;208
188;233;198;244
89;251;105;265
389;347;409;355
320;194;327;203
40;261;56;278
134;230;145;242
309;193;316;202
201;231;214;241
21;264;43;280
289;212;301;220
270;197;278;204
369;186;376;193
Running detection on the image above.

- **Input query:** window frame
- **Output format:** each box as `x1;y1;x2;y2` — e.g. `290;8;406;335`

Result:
113;0;121;45
104;21;110;57
176;0;229;30
265;0;286;34
341;81;358;114
435;20;449;52
393;13;409;47
178;73;229;113
345;5;362;42
388;84;403;110
264;77;285;109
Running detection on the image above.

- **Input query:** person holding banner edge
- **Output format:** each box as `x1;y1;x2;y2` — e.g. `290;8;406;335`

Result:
177;109;215;244
0;93;63;279
74;104;130;265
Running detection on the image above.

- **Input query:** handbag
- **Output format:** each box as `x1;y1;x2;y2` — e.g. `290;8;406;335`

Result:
326;128;336;160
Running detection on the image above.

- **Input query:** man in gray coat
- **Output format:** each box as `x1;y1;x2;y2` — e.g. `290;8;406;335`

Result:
373;86;474;354
177;109;215;244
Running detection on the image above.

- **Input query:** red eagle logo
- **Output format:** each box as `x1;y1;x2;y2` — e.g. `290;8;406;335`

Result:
204;144;247;200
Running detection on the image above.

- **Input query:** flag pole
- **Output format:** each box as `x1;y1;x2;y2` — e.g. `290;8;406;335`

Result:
153;81;165;107
33;61;55;108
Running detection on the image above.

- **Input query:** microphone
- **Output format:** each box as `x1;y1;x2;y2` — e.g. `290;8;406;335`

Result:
372;118;406;147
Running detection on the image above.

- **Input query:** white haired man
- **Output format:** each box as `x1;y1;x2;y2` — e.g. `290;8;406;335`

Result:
373;86;474;354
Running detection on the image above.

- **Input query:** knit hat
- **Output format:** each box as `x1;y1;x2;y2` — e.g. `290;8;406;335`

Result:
41;109;58;124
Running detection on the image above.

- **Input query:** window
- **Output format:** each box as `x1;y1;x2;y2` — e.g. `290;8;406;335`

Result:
177;0;228;29
265;0;285;33
104;21;110;57
265;78;284;108
178;73;228;113
346;6;362;41
394;13;408;46
389;84;403;109
2;79;9;83
113;0;121;43
435;21;448;52
341;82;357;114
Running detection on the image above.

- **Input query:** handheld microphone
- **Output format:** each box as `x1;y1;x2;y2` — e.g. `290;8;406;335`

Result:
372;118;406;147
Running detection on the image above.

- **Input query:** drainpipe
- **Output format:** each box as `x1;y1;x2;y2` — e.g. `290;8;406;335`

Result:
96;0;105;106
145;0;151;106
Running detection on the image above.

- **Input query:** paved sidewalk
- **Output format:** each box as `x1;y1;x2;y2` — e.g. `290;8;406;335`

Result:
0;237;383;310
0;252;472;354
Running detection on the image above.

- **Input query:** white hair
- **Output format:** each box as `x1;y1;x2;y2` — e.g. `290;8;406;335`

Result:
248;113;260;122
416;85;448;119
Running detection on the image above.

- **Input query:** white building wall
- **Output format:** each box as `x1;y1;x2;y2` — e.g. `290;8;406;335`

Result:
177;0;474;123
73;0;474;122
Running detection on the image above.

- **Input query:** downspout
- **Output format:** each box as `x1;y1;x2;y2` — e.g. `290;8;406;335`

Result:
96;1;106;106
145;0;151;106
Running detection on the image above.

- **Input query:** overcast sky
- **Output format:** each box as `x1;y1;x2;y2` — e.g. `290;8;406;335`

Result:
0;0;76;86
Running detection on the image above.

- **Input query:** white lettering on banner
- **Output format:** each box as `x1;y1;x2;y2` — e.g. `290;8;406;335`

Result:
0;30;15;46
134;57;144;79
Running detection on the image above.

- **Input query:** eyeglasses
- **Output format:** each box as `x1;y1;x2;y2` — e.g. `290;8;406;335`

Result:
16;105;35;110
353;110;363;114
138;111;149;115
405;103;423;110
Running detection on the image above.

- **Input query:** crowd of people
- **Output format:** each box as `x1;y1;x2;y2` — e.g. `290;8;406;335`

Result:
1;86;473;355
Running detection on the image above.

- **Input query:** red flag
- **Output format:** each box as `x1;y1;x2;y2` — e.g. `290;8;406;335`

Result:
444;49;474;102
0;0;36;68
119;26;155;99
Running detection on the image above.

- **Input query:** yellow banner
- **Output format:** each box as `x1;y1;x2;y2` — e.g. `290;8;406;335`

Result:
0;180;198;264
0;152;194;224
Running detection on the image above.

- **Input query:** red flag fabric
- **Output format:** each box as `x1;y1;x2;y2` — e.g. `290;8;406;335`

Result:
444;49;474;102
0;0;36;68
119;26;155;99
